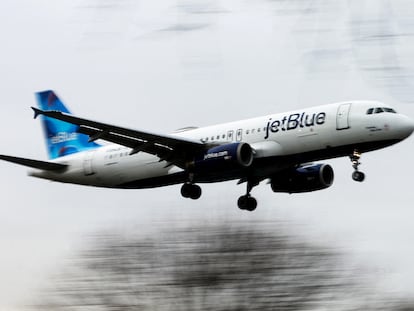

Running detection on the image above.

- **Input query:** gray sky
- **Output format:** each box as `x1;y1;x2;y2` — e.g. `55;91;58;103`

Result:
1;0;414;309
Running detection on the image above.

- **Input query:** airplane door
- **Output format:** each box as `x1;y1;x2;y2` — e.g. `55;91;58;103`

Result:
336;103;351;130
83;150;95;176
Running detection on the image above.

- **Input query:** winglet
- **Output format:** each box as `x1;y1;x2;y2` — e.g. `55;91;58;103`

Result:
31;106;43;119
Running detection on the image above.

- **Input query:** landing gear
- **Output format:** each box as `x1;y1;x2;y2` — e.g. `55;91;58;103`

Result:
350;150;365;182
181;172;202;200
181;183;202;200
237;195;257;211
352;171;365;182
238;179;259;211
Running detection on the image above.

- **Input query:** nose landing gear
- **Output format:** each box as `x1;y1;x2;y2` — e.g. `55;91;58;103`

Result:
350;150;365;182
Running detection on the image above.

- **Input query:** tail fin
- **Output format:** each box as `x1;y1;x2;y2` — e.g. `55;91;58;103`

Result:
36;90;101;159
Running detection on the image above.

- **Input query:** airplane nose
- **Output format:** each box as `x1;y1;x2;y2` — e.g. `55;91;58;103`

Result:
401;115;414;138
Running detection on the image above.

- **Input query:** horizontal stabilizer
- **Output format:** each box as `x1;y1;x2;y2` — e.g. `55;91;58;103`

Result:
0;154;67;172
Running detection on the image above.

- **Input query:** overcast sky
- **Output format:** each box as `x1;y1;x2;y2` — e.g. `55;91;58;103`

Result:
1;0;414;309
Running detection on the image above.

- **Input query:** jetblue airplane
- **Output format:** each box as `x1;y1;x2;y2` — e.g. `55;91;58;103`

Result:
1;90;413;211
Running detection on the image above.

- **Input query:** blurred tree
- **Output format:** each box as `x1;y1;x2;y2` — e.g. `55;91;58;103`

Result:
30;222;414;310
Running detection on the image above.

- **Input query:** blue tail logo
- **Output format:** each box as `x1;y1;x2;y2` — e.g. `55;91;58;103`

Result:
36;90;101;159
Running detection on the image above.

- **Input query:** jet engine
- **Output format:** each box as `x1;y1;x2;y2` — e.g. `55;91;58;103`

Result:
270;163;334;193
194;142;253;172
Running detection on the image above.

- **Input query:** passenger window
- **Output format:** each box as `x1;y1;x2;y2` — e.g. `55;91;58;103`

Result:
222;134;226;139
367;108;374;114
227;131;234;141
246;130;250;135
236;129;243;141
257;128;261;132
251;129;255;134
211;136;214;140
216;135;220;140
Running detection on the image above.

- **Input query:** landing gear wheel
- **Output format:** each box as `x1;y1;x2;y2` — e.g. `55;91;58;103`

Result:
189;184;202;200
350;150;366;182
237;195;248;210
246;197;257;211
352;171;365;182
181;183;202;200
237;179;259;211
237;195;257;211
181;183;192;198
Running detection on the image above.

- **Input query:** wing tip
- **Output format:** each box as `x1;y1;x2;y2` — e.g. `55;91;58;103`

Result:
31;106;43;119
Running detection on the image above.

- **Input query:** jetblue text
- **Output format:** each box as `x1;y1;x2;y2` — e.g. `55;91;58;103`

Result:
264;112;326;139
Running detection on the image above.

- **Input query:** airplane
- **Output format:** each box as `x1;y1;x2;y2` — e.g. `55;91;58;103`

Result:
1;90;413;211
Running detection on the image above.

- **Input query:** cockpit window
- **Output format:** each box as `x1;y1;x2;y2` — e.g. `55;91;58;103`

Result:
383;107;397;113
367;107;397;115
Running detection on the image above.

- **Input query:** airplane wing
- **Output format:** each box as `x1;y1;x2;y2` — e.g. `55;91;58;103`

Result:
0;154;67;171
32;107;209;168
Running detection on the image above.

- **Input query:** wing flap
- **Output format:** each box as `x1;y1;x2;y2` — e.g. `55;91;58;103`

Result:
0;155;68;171
78;126;174;157
78;126;141;149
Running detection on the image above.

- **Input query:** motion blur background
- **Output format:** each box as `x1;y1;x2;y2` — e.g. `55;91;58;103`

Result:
1;0;414;310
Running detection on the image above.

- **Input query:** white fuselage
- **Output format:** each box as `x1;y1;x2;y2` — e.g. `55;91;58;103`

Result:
29;101;414;188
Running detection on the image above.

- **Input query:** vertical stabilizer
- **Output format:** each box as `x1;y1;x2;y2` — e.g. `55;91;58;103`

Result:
36;90;101;159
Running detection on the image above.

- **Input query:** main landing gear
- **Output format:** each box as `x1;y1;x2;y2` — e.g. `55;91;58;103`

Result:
181;173;202;200
180;173;259;211
181;182;202;200
350;150;365;182
237;180;258;212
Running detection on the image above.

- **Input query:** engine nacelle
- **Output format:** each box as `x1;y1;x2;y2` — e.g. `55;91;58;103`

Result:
270;164;334;193
194;142;253;173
